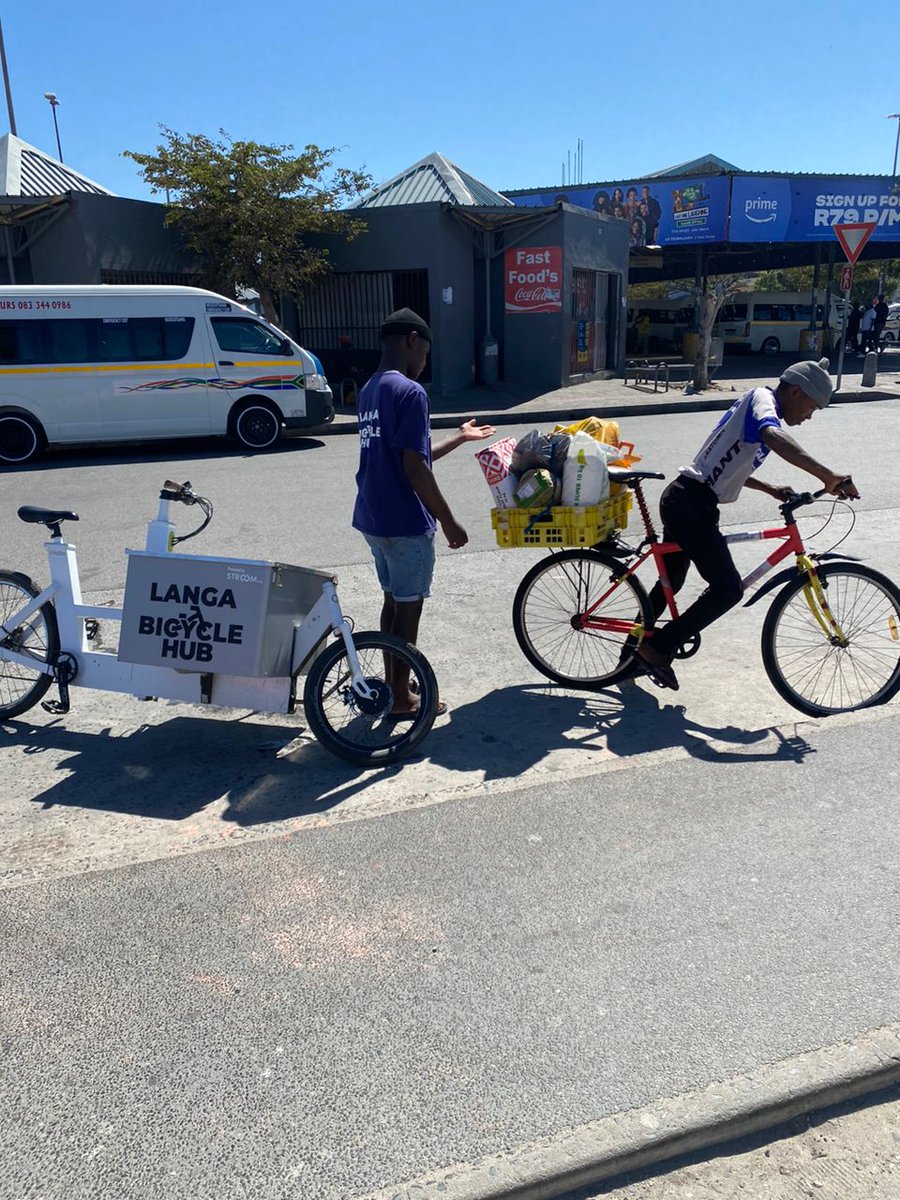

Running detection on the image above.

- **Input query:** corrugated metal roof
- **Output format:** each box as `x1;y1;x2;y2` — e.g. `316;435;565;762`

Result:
503;155;893;196
353;152;512;208
0;134;113;197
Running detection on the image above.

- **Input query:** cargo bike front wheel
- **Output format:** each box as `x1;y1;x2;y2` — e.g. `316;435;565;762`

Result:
303;631;439;766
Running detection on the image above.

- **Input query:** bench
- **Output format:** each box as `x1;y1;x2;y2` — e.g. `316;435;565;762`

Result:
625;359;694;392
625;357;719;393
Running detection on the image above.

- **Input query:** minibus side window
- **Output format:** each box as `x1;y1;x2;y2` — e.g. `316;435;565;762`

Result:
48;319;91;363
211;318;285;355
98;319;131;361
0;323;18;362
130;319;165;360
162;317;194;359
97;317;196;362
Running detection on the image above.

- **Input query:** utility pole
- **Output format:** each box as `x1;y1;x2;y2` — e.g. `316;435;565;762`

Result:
0;19;17;135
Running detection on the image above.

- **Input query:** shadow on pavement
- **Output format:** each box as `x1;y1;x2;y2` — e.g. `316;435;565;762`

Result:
424;683;814;779
3;680;814;828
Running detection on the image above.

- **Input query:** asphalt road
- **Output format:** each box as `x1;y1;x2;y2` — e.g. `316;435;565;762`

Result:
4;396;899;590
4;717;900;1199
2;398;900;1199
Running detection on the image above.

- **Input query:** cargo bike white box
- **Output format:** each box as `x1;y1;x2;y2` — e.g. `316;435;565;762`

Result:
0;482;439;765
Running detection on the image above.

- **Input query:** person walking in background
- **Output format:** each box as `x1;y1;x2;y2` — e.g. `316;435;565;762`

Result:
874;294;890;351
635;313;651;354
845;303;862;355
352;308;494;716
859;300;877;354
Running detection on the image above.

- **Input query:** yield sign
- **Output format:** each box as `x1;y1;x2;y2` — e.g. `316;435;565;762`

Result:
833;221;877;264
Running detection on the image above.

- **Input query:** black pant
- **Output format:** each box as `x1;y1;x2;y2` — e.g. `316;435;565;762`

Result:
647;476;743;657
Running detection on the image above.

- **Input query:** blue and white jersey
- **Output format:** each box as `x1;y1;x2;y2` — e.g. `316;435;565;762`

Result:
680;386;782;503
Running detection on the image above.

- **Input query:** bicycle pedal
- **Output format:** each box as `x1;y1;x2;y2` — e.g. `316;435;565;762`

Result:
41;698;70;715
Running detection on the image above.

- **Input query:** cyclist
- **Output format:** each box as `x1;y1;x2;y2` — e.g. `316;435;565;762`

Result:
637;357;859;690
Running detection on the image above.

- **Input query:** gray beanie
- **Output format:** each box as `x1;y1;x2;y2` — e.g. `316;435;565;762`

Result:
779;357;834;408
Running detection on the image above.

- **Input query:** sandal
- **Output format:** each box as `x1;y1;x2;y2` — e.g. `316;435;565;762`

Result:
387;699;448;722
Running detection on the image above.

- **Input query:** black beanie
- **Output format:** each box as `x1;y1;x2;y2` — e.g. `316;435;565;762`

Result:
381;307;432;343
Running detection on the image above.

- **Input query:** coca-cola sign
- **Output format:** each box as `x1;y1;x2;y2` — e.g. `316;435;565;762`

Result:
504;246;563;314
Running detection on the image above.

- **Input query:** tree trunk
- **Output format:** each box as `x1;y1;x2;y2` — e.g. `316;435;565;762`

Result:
259;285;280;328
692;290;717;391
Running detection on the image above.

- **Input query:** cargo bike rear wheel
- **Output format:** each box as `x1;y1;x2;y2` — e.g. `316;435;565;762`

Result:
303;631;439;766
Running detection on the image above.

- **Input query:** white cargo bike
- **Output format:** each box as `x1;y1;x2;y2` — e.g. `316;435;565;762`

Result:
0;481;438;765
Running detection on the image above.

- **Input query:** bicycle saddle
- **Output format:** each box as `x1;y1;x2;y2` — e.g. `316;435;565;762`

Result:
18;505;80;528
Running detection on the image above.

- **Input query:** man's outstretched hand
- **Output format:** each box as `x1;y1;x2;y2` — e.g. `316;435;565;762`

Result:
458;419;496;441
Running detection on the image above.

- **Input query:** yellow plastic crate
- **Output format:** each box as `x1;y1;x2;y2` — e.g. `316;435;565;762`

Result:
491;488;632;548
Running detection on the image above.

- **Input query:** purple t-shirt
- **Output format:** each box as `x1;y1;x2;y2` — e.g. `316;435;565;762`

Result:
352;370;436;537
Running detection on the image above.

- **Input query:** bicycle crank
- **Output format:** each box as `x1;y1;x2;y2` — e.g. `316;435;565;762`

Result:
673;633;701;659
41;652;78;715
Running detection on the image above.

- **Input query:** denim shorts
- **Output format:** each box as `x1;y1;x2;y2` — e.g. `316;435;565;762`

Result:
362;532;436;602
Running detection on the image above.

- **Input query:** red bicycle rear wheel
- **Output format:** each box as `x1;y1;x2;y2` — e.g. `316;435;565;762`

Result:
512;549;652;688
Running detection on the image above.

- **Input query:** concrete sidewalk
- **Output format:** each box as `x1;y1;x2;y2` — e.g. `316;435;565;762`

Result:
311;359;900;437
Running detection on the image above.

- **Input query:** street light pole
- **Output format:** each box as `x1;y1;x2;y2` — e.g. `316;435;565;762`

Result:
889;113;900;181
43;91;62;162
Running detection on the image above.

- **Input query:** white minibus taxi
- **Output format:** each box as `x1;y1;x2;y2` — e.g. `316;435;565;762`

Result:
625;299;695;354
0;285;334;464
714;291;843;355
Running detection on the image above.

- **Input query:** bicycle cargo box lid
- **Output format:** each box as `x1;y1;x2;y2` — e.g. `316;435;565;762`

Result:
118;551;332;677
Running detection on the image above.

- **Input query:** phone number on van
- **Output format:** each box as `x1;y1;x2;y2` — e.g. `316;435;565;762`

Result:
0;299;73;311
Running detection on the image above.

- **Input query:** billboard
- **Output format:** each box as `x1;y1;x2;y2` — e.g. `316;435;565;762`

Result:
504;246;563;313
730;176;900;242
509;176;730;245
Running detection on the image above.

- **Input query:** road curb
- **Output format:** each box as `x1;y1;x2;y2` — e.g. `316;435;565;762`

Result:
310;388;900;438
358;1023;900;1200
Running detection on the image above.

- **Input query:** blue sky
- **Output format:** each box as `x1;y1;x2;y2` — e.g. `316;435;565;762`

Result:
6;1;899;201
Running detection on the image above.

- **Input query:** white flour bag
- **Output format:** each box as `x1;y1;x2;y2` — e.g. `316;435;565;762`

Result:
561;432;616;507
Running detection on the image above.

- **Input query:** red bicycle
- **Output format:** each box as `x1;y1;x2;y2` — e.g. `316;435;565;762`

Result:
513;467;900;717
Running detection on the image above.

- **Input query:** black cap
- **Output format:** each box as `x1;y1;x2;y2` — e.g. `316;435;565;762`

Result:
381;307;432;343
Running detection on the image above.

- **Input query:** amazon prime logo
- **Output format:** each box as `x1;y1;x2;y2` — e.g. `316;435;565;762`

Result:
744;197;777;224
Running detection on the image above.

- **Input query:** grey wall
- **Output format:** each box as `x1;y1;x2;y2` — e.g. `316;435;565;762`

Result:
498;206;629;391
308;204;476;395
28;194;197;283
562;206;631;377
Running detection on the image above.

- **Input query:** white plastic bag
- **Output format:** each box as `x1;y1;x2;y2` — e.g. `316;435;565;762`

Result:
561;432;617;507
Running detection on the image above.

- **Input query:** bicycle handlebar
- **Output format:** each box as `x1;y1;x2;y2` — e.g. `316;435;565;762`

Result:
160;480;201;505
780;478;856;515
159;481;214;544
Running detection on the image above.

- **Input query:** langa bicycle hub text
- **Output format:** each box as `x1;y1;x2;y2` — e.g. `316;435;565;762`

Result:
135;582;245;663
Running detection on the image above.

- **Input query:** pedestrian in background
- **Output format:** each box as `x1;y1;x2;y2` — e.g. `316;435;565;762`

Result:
845;303;862;355
874;294;890;351
859;301;877;354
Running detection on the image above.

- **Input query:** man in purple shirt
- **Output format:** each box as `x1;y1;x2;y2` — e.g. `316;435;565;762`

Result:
353;308;494;716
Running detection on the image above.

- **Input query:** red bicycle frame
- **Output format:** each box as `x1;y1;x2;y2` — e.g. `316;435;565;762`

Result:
578;493;807;637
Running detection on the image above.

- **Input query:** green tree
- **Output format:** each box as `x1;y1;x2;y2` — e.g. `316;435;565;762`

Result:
755;259;900;305
124;127;372;325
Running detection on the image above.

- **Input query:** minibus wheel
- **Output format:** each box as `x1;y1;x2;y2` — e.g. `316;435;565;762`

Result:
231;401;283;451
761;336;781;356
0;412;45;465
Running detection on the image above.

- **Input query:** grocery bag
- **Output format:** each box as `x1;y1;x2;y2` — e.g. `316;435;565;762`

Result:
561;432;618;506
514;468;558;509
553;416;620;445
475;437;519;508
